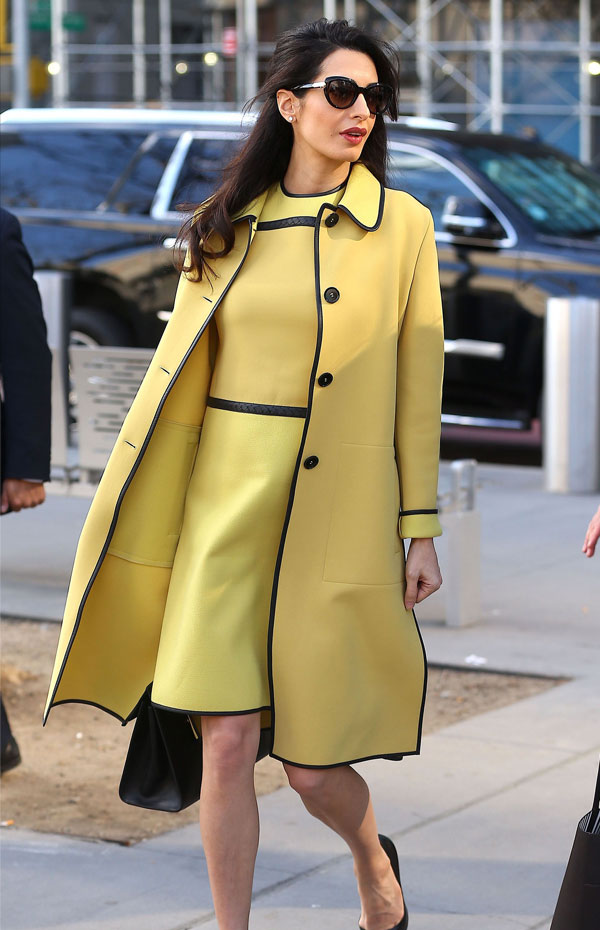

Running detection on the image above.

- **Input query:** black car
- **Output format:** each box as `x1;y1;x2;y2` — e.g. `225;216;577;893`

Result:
1;106;599;431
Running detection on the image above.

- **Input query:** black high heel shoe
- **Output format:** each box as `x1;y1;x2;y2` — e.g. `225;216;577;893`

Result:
358;833;408;930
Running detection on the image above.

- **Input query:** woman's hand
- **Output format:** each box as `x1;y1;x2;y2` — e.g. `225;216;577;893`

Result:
1;479;46;514
404;538;442;610
582;505;600;558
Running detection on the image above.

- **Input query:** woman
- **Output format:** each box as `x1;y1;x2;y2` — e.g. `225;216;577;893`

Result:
45;18;444;930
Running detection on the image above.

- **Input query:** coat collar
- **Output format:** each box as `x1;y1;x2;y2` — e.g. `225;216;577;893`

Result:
231;162;384;232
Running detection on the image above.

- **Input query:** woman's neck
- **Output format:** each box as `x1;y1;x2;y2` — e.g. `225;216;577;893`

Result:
282;149;351;196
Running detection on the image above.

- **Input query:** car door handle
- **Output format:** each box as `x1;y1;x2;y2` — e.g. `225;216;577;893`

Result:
444;339;505;360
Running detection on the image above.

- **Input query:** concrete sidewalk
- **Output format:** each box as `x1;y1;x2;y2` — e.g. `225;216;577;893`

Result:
1;463;599;930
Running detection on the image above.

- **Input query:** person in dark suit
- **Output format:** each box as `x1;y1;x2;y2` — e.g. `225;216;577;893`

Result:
0;206;52;773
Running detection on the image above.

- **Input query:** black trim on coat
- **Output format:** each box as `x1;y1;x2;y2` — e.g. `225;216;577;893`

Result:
332;176;385;232
207;396;307;418
43;216;258;726
151;700;271;717
411;605;429;757
272;750;406;769
262;200;331;759
51;697;130;725
256;217;316;231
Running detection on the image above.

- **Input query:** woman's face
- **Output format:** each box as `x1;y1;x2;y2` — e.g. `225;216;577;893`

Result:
280;48;379;167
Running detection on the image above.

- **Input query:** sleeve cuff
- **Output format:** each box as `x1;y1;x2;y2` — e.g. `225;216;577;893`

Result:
399;511;443;539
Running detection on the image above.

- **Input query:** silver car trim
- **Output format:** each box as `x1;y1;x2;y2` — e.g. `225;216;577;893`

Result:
442;413;526;429
0;107;255;127
1;107;454;132
388;141;518;248
444;339;505;360
151;129;245;221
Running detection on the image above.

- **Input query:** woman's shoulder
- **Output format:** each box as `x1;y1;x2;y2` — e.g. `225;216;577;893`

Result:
383;186;433;229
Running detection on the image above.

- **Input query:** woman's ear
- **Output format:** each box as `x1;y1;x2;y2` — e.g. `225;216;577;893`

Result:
276;89;297;123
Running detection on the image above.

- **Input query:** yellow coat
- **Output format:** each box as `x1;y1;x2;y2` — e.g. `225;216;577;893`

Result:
44;162;444;767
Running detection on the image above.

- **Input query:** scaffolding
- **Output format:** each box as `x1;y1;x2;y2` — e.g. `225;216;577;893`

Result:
7;0;600;164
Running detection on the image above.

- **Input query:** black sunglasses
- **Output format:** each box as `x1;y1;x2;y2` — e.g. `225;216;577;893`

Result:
291;75;393;115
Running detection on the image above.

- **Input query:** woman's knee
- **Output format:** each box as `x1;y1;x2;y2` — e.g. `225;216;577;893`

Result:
199;713;261;773
283;762;333;798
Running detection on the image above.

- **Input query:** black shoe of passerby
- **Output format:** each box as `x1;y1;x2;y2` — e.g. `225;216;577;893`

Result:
1;695;22;773
1;736;21;774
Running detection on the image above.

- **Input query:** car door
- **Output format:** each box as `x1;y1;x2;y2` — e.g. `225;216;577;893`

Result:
149;130;244;328
0;124;182;346
388;143;530;428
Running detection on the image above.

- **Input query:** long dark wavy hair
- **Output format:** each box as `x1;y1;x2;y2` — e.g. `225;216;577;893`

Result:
175;18;400;282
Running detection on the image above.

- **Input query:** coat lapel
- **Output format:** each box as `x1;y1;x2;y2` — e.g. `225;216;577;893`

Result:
334;161;385;231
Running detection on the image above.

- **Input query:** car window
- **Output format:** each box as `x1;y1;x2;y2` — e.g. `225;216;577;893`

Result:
168;137;241;212
459;145;600;238
0;129;150;211
102;134;179;215
388;148;478;228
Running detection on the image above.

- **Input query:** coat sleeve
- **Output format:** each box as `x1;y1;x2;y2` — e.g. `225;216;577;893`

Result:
0;209;52;482
395;211;444;540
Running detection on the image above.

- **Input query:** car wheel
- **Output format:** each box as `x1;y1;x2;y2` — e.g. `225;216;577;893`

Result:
70;307;132;348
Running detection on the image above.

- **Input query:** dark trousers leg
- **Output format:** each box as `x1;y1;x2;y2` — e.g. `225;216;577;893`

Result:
0;694;13;752
1;693;21;772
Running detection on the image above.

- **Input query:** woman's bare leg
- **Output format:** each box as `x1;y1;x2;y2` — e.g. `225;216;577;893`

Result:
283;763;404;930
196;712;262;930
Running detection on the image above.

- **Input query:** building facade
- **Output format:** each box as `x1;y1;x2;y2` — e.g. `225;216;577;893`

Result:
2;0;599;164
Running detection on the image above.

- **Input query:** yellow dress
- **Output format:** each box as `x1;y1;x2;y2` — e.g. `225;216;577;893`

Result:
151;178;347;715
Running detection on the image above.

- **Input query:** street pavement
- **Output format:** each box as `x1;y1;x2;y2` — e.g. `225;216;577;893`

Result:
1;462;599;930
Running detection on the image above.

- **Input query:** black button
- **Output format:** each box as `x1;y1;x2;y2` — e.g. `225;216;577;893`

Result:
303;455;319;469
324;287;340;303
325;213;339;227
317;372;333;387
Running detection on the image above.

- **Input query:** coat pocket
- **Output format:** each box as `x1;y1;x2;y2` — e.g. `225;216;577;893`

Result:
323;442;404;586
108;418;200;567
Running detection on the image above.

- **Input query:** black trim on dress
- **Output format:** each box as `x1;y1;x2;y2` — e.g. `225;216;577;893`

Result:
257;216;317;231
399;508;439;516
280;173;349;198
207;396;307;418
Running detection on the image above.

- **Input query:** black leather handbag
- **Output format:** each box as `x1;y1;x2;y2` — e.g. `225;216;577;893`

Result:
119;683;271;812
550;755;600;930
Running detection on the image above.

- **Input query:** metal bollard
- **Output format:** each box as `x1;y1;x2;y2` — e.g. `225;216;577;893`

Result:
440;459;481;627
544;297;600;493
33;271;72;478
